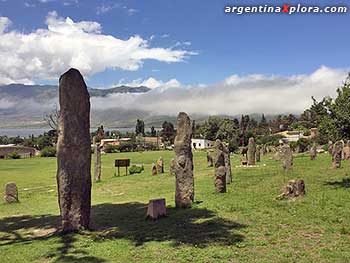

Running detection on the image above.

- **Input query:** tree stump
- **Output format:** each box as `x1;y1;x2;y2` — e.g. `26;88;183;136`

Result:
147;198;166;220
278;179;306;199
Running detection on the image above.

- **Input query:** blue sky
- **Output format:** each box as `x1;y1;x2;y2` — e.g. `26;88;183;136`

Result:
0;0;349;88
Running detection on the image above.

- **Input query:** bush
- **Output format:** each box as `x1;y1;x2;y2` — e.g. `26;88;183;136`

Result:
117;142;137;152
8;151;21;159
40;146;57;157
129;165;144;175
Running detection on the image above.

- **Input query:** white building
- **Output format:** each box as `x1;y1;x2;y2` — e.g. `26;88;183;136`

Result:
191;139;214;149
276;130;305;143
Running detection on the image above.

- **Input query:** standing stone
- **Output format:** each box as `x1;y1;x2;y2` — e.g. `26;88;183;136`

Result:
56;68;91;232
328;141;333;155
169;158;176;176
262;144;267;156
207;151;214;167
174;112;194;208
223;144;232;184
93;136;102;182
4;182;18;203
247;137;256;166
332;141;343;169
256;145;261;162
281;144;293;172
151;163;157;176
343;140;350;161
214;139;226;193
309;142;317;161
156;157;164;174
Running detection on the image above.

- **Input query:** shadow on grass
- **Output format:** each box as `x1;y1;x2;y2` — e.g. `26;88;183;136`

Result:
325;178;350;189
0;202;245;261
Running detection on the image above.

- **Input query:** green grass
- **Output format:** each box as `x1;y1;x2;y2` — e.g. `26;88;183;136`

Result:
0;151;350;262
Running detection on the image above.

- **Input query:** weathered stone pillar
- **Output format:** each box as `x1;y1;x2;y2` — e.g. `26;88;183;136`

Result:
332;141;342;169
4;182;18;203
281;144;293;171
56;68;91;232
169;158;176;176
93;136;101;182
174;112;194;208
207;151;214;167
247;137;256;165
151;163;157;175
214;139;226;193
156;157;164;174
328;141;333;156
256;145;261;162
223;144;232;184
343;140;350;161
309;142;317;160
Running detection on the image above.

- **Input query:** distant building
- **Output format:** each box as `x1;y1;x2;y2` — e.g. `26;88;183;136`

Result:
275;130;305;143
100;138;131;147
191;139;214;149
0;145;36;159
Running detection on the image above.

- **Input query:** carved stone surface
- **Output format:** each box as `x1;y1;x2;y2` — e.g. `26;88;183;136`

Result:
174;112;194;208
56;68;91;232
156;157;164;174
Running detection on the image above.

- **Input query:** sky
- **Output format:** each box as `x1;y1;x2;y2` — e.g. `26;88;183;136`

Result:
0;0;349;116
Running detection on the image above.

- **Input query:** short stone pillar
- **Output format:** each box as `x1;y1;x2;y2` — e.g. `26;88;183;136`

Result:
151;163;157;175
4;182;19;203
169;158;176;176
256;145;261;162
309;142;317;160
147;198;166;220
281;144;293;171
207;151;213;167
156;157;164;174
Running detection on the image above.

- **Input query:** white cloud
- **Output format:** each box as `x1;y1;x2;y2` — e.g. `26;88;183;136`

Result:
90;66;348;115
0;12;194;85
117;77;181;89
0;16;11;33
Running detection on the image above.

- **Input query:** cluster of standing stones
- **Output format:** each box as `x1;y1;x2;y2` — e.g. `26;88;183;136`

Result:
3;68;350;227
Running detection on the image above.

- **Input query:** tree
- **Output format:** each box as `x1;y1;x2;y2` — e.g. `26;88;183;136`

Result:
150;126;157;137
44;105;60;131
135;119;145;136
161;121;176;144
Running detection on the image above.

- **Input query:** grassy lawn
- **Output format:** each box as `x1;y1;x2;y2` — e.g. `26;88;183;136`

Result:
0;150;349;262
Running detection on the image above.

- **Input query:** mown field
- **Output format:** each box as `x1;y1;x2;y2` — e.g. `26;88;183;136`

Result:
0;150;349;262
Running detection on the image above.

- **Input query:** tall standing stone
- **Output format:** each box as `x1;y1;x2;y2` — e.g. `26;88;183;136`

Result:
343;140;350;161
309;142;317;160
214;139;226;193
174;112;194;208
4;182;18;203
247;137;256;166
281;144;293;172
332;141;342;169
93;136;102;182
56;68;91;232
256;145;261;162
223;144;232;184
